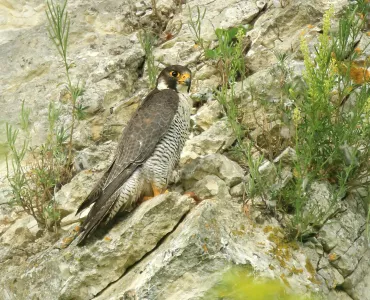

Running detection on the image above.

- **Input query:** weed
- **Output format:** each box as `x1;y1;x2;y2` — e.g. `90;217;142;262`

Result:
6;102;68;229
284;4;370;236
187;5;207;49
46;0;84;168
204;26;266;198
139;30;159;88
6;0;84;230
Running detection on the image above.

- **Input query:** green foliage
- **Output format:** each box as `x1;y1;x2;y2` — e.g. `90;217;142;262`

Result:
205;266;319;300
139;30;159;88
188;5;207;48
206;26;265;198
6;102;67;229
75;102;88;120
5;0;84;230
46;0;84;167
190;0;370;240
205;27;247;85
283;4;370;236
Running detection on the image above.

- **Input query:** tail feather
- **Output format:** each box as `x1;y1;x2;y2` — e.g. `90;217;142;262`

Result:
76;162;114;215
76;191;119;245
76;166;140;245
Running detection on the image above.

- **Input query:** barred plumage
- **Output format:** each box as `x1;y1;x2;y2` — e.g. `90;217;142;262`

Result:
76;65;192;244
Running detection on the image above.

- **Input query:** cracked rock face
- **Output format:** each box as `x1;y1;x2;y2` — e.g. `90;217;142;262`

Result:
0;193;196;300
0;0;369;299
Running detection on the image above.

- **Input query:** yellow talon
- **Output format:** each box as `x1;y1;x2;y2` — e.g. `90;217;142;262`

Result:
141;185;168;202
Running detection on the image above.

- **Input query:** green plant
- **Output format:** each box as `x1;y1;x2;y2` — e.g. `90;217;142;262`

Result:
204;265;319;300
6;102;67;229
187;5;207;49
139;30;159;88
5;0;84;230
282;4;370;237
46;0;84;168
205;27;266;198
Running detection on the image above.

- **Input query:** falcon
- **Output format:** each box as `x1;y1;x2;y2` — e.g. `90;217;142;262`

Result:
76;65;192;244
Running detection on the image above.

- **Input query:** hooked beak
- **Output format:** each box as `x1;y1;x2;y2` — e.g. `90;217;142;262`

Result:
178;73;191;93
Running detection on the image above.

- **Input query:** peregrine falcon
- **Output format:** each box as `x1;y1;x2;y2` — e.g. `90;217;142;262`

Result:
76;65;192;244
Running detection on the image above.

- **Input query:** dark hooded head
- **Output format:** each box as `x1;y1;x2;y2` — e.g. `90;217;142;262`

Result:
156;65;192;93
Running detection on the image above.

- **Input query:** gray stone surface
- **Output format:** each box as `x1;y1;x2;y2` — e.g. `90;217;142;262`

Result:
0;193;196;300
180;120;236;165
0;0;369;299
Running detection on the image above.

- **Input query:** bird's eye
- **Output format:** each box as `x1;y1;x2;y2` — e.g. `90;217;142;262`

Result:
171;71;179;77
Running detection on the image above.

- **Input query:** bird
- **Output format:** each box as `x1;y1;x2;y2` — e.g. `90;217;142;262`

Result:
75;65;192;245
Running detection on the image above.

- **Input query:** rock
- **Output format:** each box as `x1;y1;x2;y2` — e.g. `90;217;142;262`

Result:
327;291;354;300
230;182;246;197
180;120;236;165
181;153;244;190
55;141;117;221
95;189;323;299
273;147;297;165
1;0;370;299
0;214;38;247
302;182;342;230
0;193;196;300
258;160;278;186
193;100;223;131
316;193;368;298
190;175;230;200
74;141;116;172
0;0;145;160
317;263;345;289
245;0;347;73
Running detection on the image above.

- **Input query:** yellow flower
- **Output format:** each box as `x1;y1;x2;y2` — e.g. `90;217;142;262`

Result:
292;107;302;126
354;47;362;54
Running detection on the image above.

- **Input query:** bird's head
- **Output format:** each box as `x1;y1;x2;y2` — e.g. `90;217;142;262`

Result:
156;65;192;93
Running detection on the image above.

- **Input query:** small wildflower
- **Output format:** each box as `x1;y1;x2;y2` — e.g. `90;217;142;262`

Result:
307;24;314;29
322;7;334;35
236;27;245;42
349;65;370;84
292;107;302;126
354;47;362;54
358;13;364;20
328;253;338;261
367;32;370;37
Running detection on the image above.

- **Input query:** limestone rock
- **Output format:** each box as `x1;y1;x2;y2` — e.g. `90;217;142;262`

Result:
193;100;223;131
181;153;244;191
180;120;236;165
245;0;347;73
1;0;369;299
95;187;323;300
0;193;196;300
302;182;342;231
74;141;116;172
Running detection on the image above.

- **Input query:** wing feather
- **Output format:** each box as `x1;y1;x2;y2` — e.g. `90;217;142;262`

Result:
76;89;179;244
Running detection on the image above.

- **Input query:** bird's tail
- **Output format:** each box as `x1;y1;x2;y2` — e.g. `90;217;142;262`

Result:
76;169;144;245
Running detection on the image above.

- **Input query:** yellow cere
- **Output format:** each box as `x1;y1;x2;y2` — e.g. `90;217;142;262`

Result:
179;73;190;83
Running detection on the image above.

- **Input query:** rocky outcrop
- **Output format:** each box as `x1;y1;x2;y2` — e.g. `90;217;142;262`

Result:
0;0;369;299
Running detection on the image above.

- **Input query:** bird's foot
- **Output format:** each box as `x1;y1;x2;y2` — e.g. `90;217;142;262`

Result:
142;189;169;202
